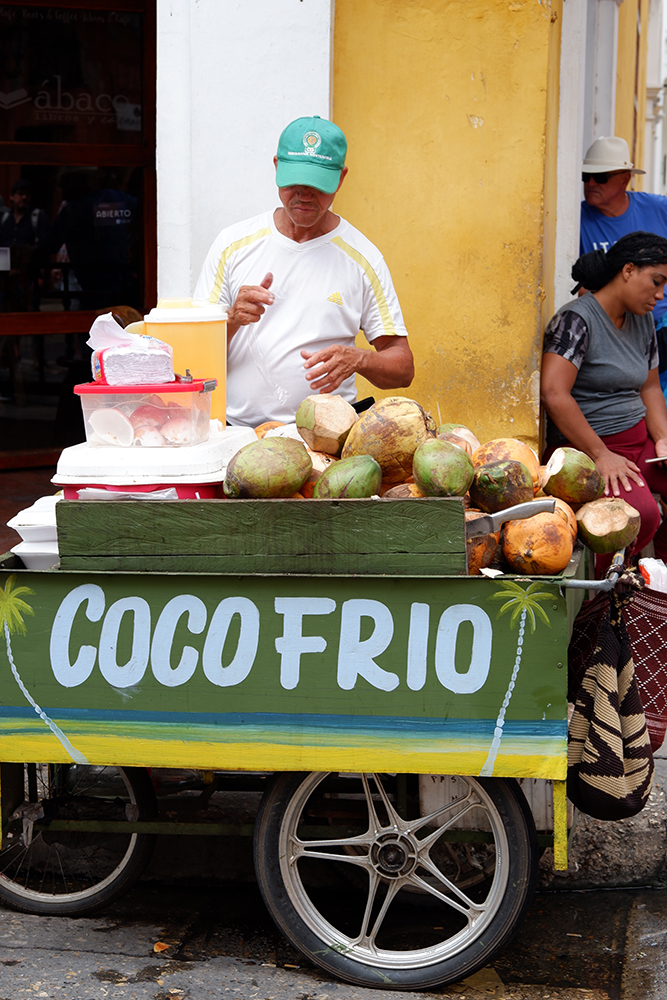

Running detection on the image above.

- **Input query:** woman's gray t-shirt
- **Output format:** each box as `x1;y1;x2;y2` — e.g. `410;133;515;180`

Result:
543;291;658;441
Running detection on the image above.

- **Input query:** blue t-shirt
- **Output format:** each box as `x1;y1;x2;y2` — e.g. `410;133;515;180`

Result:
580;191;667;327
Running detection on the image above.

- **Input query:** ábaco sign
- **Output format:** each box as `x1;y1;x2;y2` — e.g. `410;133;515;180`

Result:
49;583;493;696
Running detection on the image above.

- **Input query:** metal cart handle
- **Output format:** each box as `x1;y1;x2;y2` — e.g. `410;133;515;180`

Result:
563;548;626;591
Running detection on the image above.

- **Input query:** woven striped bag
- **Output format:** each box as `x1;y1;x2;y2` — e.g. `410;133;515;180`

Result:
567;591;654;820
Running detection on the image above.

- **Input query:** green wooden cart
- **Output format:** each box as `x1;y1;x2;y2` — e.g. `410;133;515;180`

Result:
0;496;604;991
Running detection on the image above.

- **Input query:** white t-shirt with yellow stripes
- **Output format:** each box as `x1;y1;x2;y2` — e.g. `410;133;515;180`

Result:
193;210;408;426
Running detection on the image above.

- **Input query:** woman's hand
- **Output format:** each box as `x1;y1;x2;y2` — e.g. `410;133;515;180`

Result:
595;447;645;497
653;437;667;460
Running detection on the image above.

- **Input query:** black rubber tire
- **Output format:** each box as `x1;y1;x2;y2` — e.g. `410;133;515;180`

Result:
0;764;156;916
254;771;537;991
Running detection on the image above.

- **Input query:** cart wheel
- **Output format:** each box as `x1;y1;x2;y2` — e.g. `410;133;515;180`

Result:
254;771;537;990
0;764;156;916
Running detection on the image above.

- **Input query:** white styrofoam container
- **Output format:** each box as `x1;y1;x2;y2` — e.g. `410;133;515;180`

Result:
7;495;60;543
11;540;60;570
52;424;256;486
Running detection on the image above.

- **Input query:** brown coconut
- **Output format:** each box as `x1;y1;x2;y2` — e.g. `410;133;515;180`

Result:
255;421;285;439
553;498;578;542
437;432;473;456
575;498;641;554
541;447;604;505
382;482;426;499
465;510;501;575
472;438;541;492
341;396;436;484
469;460;534;513
437;423;481;452
295;394;358;456
301;450;337;498
502;511;574;575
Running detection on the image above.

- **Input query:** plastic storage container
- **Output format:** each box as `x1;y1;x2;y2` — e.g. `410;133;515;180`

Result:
144;300;227;423
74;379;217;448
52;425;257;498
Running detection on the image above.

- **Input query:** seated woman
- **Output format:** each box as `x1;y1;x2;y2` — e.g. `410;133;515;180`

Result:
541;231;667;566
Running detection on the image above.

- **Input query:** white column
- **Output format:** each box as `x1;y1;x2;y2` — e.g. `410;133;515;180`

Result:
156;0;192;299
591;0;621;138
554;0;589;308
156;0;334;300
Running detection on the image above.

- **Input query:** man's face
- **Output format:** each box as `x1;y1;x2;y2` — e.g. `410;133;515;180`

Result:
277;183;338;230
583;170;630;210
10;188;31;212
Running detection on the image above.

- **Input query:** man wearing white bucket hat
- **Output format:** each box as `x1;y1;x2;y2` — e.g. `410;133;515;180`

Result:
580;136;667;388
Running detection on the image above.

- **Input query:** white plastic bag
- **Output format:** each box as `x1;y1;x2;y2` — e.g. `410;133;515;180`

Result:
87;313;174;385
639;557;667;593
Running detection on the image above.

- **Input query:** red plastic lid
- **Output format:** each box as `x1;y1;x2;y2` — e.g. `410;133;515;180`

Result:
74;378;217;395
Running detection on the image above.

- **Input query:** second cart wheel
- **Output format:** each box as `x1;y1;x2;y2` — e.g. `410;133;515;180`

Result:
0;764;156;916
254;771;537;991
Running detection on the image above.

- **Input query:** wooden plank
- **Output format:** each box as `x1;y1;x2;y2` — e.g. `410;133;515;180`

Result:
58;552;466;575
56;497;467;575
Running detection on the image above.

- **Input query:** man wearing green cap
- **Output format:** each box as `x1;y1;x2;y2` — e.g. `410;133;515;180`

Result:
194;116;413;427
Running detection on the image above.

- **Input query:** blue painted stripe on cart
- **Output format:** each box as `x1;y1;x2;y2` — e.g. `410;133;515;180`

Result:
0;705;566;737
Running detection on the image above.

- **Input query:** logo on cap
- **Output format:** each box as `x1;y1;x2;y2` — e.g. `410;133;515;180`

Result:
303;131;322;154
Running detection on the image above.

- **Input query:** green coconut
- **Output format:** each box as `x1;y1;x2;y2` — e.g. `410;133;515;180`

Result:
223;437;312;498
436;423;481;452
312;454;382;499
295;394;358;456
341;396;436;484
469;460;534;513
542;447;604;504
412;438;475;496
575;498;641;554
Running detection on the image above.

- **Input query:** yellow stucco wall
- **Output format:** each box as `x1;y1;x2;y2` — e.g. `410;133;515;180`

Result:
333;0;562;450
616;0;650;188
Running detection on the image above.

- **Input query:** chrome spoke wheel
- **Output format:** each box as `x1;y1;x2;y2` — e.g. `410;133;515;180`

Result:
0;764;156;916
254;771;537;990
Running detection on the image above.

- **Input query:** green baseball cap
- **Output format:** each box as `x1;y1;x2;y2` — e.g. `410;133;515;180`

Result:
275;116;347;194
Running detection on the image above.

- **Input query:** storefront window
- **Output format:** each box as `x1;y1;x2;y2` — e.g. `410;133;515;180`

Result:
0;5;143;145
0;1;155;462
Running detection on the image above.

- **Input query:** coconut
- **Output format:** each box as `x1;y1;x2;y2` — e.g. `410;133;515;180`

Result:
412;438;474;496
341;396;436;484
313;454;382;499
541;447;604;504
161;415;196;445
301;450;337;498
255;421;285;439
223;437;312;499
133;426;166;447
472;438;540;492
381;482;426;499
553;498;578;542
469;460;534;513
575;498;641;554
437;432;473;456
129;403;168;430
502;511;574;575
296;394;358;456
437;423;481;452
89;408;134;447
465;510;501;575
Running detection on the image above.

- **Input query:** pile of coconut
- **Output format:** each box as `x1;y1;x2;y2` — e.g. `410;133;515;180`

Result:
221;394;640;576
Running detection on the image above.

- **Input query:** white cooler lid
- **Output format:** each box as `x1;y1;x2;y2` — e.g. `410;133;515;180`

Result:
53;424;256;485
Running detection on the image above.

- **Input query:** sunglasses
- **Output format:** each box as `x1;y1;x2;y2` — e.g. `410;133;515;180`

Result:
582;171;625;184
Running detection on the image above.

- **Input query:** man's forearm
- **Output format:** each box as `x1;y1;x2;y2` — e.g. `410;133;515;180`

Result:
357;339;414;389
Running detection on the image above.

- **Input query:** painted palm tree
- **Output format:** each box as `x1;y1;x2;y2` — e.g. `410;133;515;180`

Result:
0;574;88;764
480;581;553;777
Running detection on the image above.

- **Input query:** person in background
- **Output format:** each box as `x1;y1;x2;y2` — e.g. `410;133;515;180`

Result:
0;178;49;312
541;232;667;569
580;136;667;392
194;115;414;427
